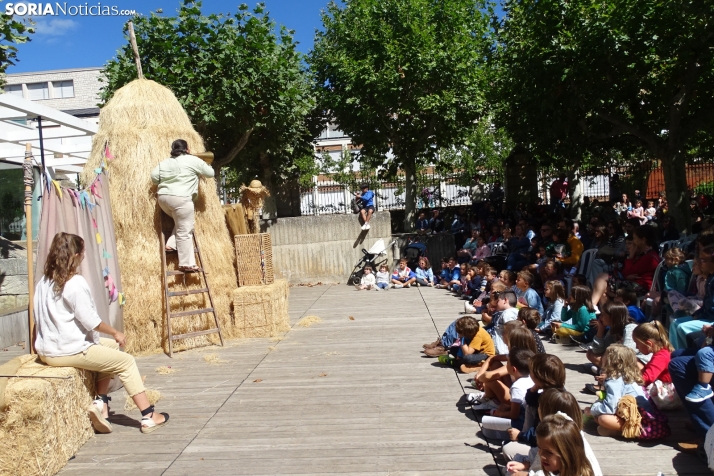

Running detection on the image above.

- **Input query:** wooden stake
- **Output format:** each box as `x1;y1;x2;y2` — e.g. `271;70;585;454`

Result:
23;143;35;355
127;20;144;79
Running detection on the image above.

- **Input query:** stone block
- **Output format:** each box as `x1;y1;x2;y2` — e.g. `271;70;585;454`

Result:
0;275;28;295
16;294;29;308
0;259;17;276
0;295;17;312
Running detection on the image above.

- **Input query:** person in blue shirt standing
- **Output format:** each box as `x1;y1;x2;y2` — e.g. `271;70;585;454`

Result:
356;183;375;230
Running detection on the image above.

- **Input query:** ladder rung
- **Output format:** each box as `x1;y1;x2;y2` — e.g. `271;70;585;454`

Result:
171;328;220;341
166;268;204;276
168;288;209;297
170;307;214;318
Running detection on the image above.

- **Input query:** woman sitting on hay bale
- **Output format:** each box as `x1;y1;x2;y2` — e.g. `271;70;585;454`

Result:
151;139;215;272
34;232;169;434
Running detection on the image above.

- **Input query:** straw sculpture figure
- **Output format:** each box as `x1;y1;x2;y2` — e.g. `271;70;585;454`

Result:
80;79;238;354
240;179;270;233
0;355;95;476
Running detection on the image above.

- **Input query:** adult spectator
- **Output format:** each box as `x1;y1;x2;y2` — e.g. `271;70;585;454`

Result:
660;215;680;242
470;176;487;214
614;193;631;216
506;223;532;271
415;211;430;233
556;218;584;270
549;174;568;212
670;349;714;453
429;209;445;234
451;213;467;250
591;226;661;307
586;221;627;285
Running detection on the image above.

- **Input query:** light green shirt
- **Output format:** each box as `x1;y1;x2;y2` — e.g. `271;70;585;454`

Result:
150;154;215;200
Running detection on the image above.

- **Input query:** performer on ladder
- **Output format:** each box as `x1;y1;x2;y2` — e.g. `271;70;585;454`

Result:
151;139;214;272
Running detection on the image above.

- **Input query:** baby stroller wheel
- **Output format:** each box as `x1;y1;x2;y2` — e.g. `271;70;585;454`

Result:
349;275;362;285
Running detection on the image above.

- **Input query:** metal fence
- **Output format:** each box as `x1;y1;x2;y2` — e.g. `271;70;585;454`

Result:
298;172;502;215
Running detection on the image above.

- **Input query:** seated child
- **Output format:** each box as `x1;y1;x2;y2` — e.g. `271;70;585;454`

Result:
514;271;544;316
681;323;714;403
552;285;597;338
414;257;435;287
436;316;495;372
517;307;546;354
479;348;535;440
436;258;449;287
502;354;566;465
471;236;491;261
632;321;678;410
375;264;391;290
669;259;706;316
644;200;657;221
354;266;376;290
537;280;566;337
499;270;517;293
507;396;602;476
587;301;628;370
484;289;520;355
615;288;646;323
391;258;416;288
585;344;670;440
465;267;498;314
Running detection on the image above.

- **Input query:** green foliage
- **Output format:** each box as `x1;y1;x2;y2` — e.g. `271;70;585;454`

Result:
0;169;23;232
492;0;714;229
309;0;493;222
101;1;318;185
0;9;33;86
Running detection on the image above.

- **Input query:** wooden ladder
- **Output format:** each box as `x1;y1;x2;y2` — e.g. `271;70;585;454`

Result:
160;230;224;357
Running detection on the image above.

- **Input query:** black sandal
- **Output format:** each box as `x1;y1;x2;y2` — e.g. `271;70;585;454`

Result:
140;405;170;434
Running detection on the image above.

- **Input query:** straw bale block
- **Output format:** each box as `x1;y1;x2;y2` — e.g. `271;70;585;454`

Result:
235;233;274;286
232;279;289;338
0;355;95;476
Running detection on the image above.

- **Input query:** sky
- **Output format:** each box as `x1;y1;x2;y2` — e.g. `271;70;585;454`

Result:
6;0;331;73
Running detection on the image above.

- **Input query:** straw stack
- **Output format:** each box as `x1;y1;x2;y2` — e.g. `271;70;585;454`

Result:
80;79;237;354
232;279;290;337
0;355;94;476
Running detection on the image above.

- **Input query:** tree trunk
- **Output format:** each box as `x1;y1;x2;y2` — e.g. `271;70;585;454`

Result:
259;152;278;219
403;158;417;232
661;151;691;234
568;169;583;222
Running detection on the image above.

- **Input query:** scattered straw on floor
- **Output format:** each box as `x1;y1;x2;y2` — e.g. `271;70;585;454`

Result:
203;353;228;365
0;355;94;476
268;346;276;351
124;388;161;412
155;366;176;375
270;337;284;342
80;78;238;355
297;315;322;328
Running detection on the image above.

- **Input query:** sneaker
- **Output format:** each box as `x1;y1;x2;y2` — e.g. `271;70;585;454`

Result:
393;283;404;289
423;338;442;349
472;398;499;412
404;283;411;288
365;223;371;230
686;383;714;403
464;302;476;313
424;345;448;357
361;223;367;230
466;391;486;404
437;355;455;366
594;305;601;315
590;365;600;375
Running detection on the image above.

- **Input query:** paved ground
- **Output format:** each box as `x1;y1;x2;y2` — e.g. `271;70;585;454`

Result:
30;285;712;475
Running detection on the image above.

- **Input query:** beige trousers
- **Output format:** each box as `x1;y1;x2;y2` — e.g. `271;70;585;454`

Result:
158;194;196;267
40;338;145;397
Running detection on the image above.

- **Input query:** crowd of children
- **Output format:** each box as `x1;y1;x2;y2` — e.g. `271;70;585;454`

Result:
405;207;714;471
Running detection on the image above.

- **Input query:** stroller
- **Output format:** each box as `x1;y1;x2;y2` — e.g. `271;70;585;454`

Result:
348;239;397;285
404;241;428;272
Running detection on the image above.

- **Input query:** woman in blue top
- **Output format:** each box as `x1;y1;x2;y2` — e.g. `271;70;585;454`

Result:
355;183;375;230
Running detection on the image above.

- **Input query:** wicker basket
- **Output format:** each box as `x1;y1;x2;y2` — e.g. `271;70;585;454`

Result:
234;233;274;286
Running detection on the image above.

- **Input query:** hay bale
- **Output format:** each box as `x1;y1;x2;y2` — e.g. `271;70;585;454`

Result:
0;355;95;476
223;203;248;237
235;233;274;286
80;79;238;354
124;388;161;411
231;279;290;338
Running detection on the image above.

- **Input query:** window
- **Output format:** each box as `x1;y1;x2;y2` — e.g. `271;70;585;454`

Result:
53;80;74;98
4;84;23;96
27;82;49;100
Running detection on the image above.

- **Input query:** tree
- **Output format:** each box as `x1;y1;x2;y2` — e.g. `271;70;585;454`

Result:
309;0;492;230
0;10;33;85
101;1;317;198
493;0;714;231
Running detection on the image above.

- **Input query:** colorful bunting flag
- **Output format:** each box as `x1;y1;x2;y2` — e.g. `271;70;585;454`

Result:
104;144;114;160
102;249;112;259
51;180;62;200
96;232;102;244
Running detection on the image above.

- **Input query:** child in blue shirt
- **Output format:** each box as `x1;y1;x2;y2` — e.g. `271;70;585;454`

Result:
414;257;435;287
355;183;375;231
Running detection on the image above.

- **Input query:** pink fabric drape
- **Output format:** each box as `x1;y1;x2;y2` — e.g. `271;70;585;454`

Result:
35;172;124;332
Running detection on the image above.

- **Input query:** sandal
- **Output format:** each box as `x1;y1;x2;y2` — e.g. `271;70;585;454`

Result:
165;247;177;253
88;395;112;434
179;266;199;273
584;383;602;395
140;405;170;434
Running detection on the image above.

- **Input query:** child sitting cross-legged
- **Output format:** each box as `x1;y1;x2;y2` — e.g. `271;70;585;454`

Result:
586;300;629;374
483;289;520;355
436;316;495;372
632;321;679;410
507;392;601;476
391;258;416;288
517;307;546;354
464;266;498;314
478;348;536;441
537;280;566;339
584;344;670;439
354;266;376;290
414;257;435;287
375;264;391;290
469;323;537;411
551;285;597;340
